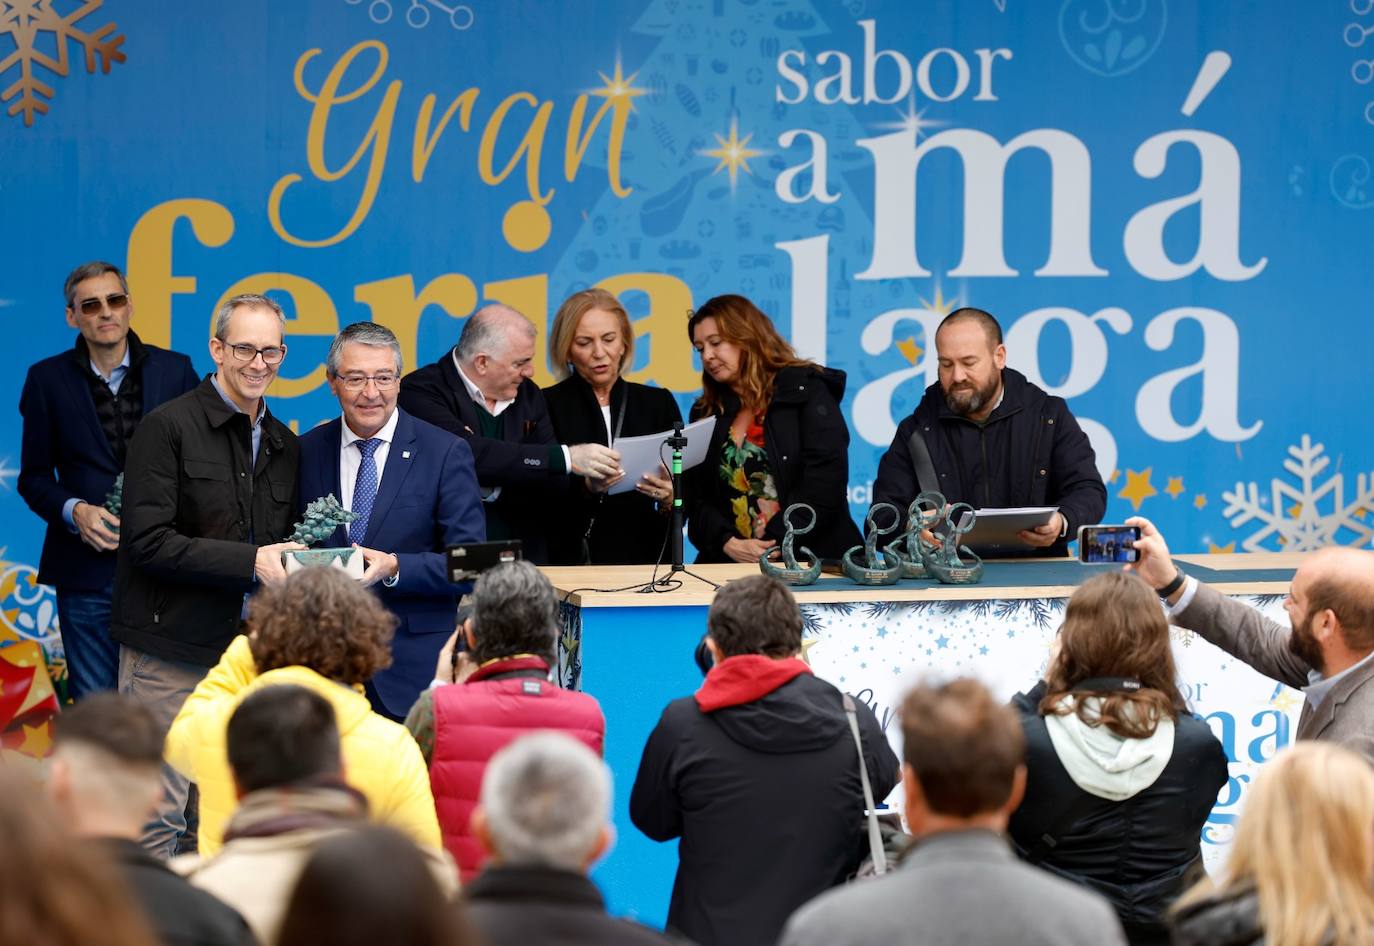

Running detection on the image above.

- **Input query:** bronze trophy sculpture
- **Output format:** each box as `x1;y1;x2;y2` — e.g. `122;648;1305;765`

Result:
102;472;123;533
927;501;985;585
841;502;903;586
282;494;364;579
885;491;945;579
759;502;822;586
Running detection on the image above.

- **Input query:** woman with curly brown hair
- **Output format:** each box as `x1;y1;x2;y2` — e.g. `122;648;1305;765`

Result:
0;768;160;946
1007;571;1228;946
165;565;442;857
685;294;861;563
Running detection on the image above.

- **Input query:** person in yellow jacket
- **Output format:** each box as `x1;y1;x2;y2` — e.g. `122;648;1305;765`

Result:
166;566;442;856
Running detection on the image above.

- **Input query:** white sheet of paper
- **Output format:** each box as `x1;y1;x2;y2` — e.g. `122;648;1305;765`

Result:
607;415;718;495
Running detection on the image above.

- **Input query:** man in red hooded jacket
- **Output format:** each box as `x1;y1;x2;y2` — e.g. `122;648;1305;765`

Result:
630;575;899;946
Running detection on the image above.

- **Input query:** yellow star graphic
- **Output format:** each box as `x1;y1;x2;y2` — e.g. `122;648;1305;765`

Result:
1269;689;1302;713
1117;467;1158;511
800;636;819;665
16;722;50;758
1194;494;1207;510
1288;503;1302;519
1208;542;1236;554
918;286;958;317
895;337;922;365
702;116;761;192
1108;468;1120;485
1165;476;1185;500
591;59;648;106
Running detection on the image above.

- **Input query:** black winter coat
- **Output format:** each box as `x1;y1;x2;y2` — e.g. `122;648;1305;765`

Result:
629;673;899;946
111;377;298;666
1169;888;1268;946
465;866;692;946
98;838;256;946
872;368;1106;556
686;365;861;563
398;350;565;563
543;373;682;564
1008;682;1229;945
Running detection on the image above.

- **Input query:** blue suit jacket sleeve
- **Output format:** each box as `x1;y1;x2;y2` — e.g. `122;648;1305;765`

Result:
386;434;486;598
17;365;78;526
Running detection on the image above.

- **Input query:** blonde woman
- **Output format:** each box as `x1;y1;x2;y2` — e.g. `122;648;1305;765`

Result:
543;288;681;564
1170;742;1374;946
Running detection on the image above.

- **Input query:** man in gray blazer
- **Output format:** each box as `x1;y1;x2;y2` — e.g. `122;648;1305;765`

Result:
779;679;1124;946
1128;516;1374;762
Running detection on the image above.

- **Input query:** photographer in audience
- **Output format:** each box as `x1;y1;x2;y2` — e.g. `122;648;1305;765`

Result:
630;575;897;946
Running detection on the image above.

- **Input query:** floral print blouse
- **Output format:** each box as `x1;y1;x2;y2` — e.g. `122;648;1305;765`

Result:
720;410;780;540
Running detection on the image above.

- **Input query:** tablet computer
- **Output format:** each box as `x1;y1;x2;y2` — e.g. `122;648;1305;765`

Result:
956;506;1058;554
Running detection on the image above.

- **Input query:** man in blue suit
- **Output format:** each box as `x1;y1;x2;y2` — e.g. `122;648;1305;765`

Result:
19;261;199;699
299;321;486;720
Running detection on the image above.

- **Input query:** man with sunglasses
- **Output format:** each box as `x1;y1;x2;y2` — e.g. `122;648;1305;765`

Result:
298;321;485;720
110;292;303;859
19;261;198;700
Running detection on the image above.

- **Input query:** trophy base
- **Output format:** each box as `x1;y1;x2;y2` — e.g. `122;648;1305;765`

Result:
282;548;365;580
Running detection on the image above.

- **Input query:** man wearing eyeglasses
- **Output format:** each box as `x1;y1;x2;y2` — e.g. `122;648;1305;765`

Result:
110;292;303;858
18;261;199;700
299;321;485;720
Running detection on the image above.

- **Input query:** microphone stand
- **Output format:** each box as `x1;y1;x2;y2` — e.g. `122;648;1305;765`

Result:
656;421;718;589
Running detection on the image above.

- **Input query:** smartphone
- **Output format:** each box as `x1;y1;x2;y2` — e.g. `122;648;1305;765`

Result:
1076;525;1142;564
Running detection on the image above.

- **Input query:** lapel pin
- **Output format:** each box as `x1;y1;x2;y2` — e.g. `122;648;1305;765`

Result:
402;450;411;459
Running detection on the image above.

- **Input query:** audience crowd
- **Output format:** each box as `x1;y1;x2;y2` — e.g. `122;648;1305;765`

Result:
6;531;1374;946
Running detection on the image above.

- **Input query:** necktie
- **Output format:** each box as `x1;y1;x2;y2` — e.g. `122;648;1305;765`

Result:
351;438;381;544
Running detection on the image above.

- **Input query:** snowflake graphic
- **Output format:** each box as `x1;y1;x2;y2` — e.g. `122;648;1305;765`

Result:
1;0;126;127
1222;436;1374;551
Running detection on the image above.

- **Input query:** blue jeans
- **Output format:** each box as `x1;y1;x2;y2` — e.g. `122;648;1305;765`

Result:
55;586;120;700
118;646;207;859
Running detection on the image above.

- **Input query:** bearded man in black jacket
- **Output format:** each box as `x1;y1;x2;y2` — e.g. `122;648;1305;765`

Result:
872;307;1106;557
630;576;899;946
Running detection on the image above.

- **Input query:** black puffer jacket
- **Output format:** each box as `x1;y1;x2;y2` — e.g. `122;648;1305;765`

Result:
1169;888;1267;946
687;365;862;562
1008;682;1229;945
872;368;1106;556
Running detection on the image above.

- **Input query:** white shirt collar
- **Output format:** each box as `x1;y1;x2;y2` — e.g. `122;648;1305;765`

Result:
341;407;400;447
452;349;516;416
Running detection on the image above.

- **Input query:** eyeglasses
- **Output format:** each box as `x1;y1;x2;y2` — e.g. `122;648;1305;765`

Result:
337;373;399;392
76;293;130;316
223;342;286;365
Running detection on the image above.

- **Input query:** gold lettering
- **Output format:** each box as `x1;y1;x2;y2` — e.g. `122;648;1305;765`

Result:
354;273;478;372
565;93;632;197
268;42;402;248
477;92;554;205
412;89;479;182
596;272;698;391
483;273;552;387
126;199;236;349
214;273;339;398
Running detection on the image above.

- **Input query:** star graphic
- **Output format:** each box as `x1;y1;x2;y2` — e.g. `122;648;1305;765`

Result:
1118;467;1158;511
935;635;949;649
1269;689;1302;713
1108;468;1120;485
979;645;989;656
590;59;648;107
1288;503;1302;519
876;626;888;638
17;721;51;758
872;93;946;141
702;116;762;192
0;456;17;490
1165;476;1185;500
1194;494;1207;510
1209;542;1236;554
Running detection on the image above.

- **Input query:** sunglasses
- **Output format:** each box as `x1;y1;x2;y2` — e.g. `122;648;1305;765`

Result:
76;293;130;316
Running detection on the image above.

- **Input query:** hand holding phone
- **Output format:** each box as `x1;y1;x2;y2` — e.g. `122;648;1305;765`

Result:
1077;525;1142;564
